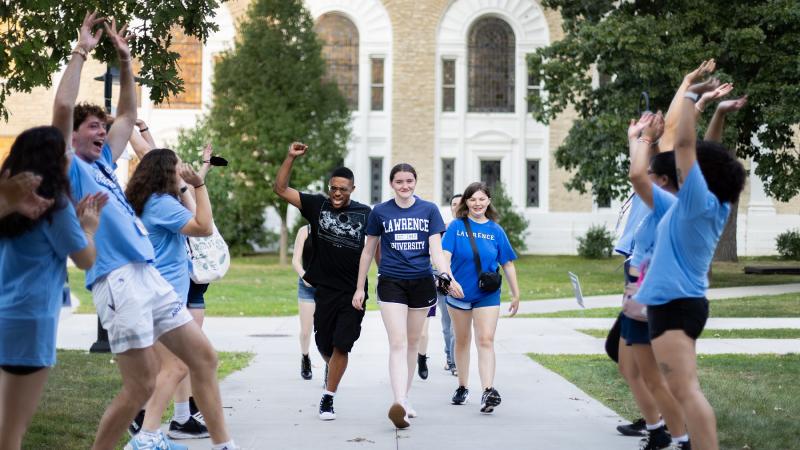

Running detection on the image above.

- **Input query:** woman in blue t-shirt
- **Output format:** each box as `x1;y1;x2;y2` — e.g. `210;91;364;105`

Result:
352;163;461;429
442;182;520;414
0;126;102;448
125;148;216;443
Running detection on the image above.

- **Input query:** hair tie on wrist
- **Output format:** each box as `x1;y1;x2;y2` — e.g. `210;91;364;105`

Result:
637;137;652;145
193;183;205;189
139;127;149;133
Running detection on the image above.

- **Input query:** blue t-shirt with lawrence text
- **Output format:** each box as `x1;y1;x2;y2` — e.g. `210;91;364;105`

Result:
442;218;516;303
630;187;677;270
141;194;193;300
636;163;730;305
366;197;446;279
0;202;87;366
69;143;154;289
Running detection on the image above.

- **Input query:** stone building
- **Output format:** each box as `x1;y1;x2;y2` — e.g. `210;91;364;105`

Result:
2;0;798;254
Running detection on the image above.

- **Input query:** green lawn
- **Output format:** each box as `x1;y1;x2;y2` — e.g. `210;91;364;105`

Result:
577;328;800;339
516;293;800;318
529;353;800;450
68;255;800;317
24;350;252;449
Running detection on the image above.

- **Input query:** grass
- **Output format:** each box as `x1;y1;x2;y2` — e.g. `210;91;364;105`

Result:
515;293;800;318
577;328;800;339
529;353;800;450
23;350;253;449
68;254;800;317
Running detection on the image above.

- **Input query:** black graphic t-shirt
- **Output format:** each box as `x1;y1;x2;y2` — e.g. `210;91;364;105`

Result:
300;193;371;293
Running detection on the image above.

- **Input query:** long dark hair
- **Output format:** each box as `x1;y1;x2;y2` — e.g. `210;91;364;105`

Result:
125;149;180;216
650;151;678;191
0;126;71;238
455;182;499;221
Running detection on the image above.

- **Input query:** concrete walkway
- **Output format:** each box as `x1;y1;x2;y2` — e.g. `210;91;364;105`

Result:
55;283;800;449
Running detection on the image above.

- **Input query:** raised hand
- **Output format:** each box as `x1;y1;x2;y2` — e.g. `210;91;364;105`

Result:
76;192;108;235
700;82;734;103
287;142;308;158
688;78;722;95
642;111;665;141
627;112;655;141
0;171;54;220
78;10;105;52
717;95;748;114
104;19;133;61
684;59;716;84
179;163;204;187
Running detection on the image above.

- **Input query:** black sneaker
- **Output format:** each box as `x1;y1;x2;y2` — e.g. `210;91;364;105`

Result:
188;396;206;426
417;354;429;380
480;387;501;413
319;394;336;420
639;426;672;450
127;409;145;437
675;440;691;450
617;417;647;436
451;386;469;405
301;354;312;380
167;416;209;439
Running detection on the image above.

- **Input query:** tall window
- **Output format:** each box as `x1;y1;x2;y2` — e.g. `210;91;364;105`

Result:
526;54;542;113
156;28;202;109
480;160;501;192
442;58;456;112
526;160;540;207
468;17;515;113
370;157;383;204
370;57;384;111
316;13;359;110
441;158;455;205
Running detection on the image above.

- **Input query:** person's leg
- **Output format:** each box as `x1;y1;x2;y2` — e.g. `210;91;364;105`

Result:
406;308;429;391
632;344;687;437
379;302;411;404
471;306;500;389
175;287;206;413
618;338;660;425
438;294;454;368
172;307;205;426
448;305;473;388
141;343;189;432
324;347;348;392
652;330;717;450
0;368;49;450
92;348;159;450
299;302;315;357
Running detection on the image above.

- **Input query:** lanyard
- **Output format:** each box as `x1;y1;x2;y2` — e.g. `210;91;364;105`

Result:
95;161;136;217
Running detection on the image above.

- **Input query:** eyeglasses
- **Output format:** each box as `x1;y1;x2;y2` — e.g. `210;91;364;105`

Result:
328;186;350;194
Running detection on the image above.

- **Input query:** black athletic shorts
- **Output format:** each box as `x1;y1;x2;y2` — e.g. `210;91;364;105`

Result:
187;280;209;310
377;275;436;309
313;285;366;357
1;365;45;375
647;297;709;340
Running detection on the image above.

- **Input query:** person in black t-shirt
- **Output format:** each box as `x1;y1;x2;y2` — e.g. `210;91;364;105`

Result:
274;142;371;422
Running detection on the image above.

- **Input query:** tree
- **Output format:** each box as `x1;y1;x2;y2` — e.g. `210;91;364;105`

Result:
528;0;800;259
492;183;529;252
0;1;223;120
207;0;350;264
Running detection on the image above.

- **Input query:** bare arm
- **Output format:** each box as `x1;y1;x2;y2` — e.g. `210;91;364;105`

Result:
273;142;307;209
103;20;136;163
501;261;520;316
628;112;663;208
704;96;748;143
178;164;213;237
129;129;152;160
69;193;107;269
292;225;309;278
660;60;715;152
351;235;380;310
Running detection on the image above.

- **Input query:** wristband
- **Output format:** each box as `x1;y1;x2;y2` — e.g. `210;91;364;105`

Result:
72;46;88;61
193;183;205;189
683;92;700;103
637;137;652;145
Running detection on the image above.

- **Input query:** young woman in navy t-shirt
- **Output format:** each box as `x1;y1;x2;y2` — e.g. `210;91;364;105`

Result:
352;163;462;429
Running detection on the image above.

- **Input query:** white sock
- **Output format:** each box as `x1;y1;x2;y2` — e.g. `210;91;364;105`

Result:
646;419;665;430
672;434;689;444
137;430;159;442
323;390;336;397
173;401;190;424
212;440;236;450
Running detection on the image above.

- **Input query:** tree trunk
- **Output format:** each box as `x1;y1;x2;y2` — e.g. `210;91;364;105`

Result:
279;209;289;266
713;201;739;262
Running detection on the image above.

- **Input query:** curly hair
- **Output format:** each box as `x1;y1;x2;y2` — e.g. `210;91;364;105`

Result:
0;126;71;238
73;103;107;131
125;149;180;216
454;182;499;222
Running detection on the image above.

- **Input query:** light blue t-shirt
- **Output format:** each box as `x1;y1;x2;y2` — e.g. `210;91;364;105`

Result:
141;194;193;301
0;202;87;366
69;143;154;289
636;163;731;305
366;197;446;279
630;187;677;270
614;195;648;257
442;218;517;304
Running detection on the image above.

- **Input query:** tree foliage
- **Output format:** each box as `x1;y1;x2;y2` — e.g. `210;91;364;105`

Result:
206;0;350;260
492;183;529;252
528;0;800;203
0;0;223;120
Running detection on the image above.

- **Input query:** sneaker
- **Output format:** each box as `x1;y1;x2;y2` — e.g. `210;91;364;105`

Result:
301;354;313;380
187;396;206;426
127;409;145;437
639;426;672;450
417;354;429;380
403;399;417;418
167;416;209;439
387;402;409;429
125;430;188;450
675;440;691;450
617;417;647;436
319;394;336;420
479;387;501;413
451;386;469;405
446;361;458;376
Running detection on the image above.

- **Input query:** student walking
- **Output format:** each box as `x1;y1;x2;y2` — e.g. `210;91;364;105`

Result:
292;224;316;380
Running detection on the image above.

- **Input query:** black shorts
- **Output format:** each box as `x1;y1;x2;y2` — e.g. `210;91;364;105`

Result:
313;285;366;357
377;275;436;309
1;365;46;375
187;280;209;309
620;314;651;346
647;297;709;341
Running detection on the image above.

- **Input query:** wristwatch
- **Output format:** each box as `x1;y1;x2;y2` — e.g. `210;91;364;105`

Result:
683;92;700;103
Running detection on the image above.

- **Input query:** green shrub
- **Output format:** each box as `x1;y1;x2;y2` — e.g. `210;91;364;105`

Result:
776;229;800;260
577;224;615;259
492;183;529;252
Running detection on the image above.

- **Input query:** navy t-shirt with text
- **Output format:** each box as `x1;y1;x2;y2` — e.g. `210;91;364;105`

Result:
366;197;446;279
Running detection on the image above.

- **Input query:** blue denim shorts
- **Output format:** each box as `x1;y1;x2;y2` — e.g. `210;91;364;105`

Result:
298;278;316;303
445;294;501;310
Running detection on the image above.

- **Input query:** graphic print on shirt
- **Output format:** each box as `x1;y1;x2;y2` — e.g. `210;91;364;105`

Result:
382;217;430;251
318;199;367;250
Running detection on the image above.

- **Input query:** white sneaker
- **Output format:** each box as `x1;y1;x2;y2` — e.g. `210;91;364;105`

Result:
403;399;417;418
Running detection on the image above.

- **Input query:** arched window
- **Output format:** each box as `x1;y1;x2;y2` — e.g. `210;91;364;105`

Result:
468;17;515;113
315;13;359;110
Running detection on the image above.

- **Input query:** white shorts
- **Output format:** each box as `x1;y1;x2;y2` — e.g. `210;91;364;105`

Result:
92;262;193;354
